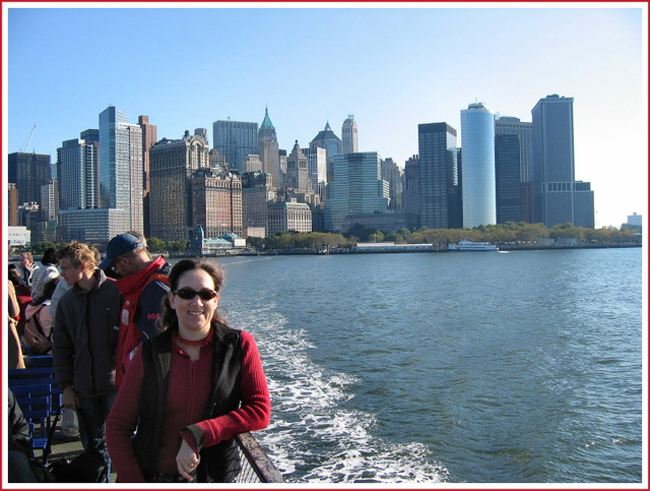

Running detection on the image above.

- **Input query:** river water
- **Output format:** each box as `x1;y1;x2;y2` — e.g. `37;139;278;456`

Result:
190;247;643;484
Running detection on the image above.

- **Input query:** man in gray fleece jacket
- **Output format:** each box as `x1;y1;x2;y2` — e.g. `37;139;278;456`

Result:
53;241;123;482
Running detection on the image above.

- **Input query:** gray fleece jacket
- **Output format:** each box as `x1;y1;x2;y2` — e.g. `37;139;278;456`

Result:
53;268;123;398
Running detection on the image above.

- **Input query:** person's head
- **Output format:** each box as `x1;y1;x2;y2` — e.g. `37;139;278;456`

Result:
161;259;225;335
19;252;33;269
99;233;151;277
41;247;59;266
8;264;25;287
58;242;97;286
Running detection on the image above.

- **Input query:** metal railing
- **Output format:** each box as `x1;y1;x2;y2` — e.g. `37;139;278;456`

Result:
234;432;285;483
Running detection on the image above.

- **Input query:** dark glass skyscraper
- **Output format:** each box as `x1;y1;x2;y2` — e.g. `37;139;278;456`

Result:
417;123;461;229
495;134;522;224
8;151;51;207
532;94;594;228
213;120;258;174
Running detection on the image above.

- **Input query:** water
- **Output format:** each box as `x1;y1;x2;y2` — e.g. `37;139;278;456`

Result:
189;248;643;483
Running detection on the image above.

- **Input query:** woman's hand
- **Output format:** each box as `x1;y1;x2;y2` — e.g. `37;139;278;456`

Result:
176;438;201;481
62;386;79;411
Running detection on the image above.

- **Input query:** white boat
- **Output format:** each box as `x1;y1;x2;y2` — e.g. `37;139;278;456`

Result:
449;239;498;252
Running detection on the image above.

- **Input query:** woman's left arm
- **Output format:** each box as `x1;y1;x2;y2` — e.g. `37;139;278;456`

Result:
182;331;271;449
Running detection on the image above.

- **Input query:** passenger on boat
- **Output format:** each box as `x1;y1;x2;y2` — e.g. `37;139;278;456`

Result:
18;252;37;289
8;389;37;482
52;242;123;482
9;264;32;336
99;232;171;388
106;259;271;483
30;247;60;303
7;279;25;369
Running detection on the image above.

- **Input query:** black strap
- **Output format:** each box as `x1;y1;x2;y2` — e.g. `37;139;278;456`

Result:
42;406;63;463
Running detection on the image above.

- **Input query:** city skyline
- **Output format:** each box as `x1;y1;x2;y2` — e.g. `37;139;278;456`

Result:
4;4;646;229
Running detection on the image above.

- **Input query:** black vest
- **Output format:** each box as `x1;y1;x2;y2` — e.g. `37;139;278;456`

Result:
133;323;243;482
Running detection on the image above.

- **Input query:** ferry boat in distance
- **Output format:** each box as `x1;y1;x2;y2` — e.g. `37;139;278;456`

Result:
449;239;499;252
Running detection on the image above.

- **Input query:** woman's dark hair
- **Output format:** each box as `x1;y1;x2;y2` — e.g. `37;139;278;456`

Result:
32;277;60;306
8;264;26;288
41;247;59;266
161;259;227;331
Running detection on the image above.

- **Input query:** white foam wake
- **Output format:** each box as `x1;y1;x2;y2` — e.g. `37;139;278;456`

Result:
227;302;448;483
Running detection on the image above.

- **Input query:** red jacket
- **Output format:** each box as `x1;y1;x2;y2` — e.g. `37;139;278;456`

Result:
114;256;171;386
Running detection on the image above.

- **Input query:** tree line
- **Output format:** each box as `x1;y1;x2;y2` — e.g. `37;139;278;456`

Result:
251;222;640;251
11;222;639;258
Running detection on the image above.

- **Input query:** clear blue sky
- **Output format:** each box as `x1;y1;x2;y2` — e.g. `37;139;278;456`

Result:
4;4;646;228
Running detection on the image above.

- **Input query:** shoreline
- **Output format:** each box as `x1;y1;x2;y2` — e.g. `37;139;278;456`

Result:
168;242;642;258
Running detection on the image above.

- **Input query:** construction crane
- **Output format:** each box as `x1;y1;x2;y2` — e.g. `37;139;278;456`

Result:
20;123;36;153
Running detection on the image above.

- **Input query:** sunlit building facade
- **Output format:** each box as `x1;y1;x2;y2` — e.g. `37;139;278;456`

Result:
460;103;496;228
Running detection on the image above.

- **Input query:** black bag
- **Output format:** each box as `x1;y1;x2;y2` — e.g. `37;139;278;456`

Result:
48;451;107;483
30;458;56;483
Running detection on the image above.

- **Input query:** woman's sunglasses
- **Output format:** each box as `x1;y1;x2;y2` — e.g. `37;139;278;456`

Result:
173;287;218;301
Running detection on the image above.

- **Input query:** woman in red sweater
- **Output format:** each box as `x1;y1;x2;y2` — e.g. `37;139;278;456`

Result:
106;259;271;483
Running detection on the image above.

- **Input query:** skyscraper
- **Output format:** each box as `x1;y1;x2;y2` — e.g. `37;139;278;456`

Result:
138;116;157;237
324;152;389;232
310;122;342;183
341;115;358;154
213;120;258;174
57;130;100;210
149;130;210;241
460;102;496;228
257;107;280;189
495;116;532;182
418;123;462;229
381;158;403;210
8;151;51;207
495;134;522;223
403;155;420;223
286;141;311;193
99;105;144;233
531;94;594;228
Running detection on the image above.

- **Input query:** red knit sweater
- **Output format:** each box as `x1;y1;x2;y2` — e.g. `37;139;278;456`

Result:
105;330;271;482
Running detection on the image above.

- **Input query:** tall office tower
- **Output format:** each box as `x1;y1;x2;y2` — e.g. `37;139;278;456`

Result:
40;180;58;221
460;103;496;228
99;105;144;233
308;146;327;196
418;123;462;229
191;169;243;238
286;141;311;193
324;152;389;232
8;183;19;226
341;115;358;154
381;158;403;209
149;131;210;241
8;152;51;207
241;172;274;237
310;122;342;183
531;94;594;228
257;107;280;189
279;149;287;187
495;116;532;182
57;131;100;210
138;116;157;237
213;119;258;174
403;155;420;223
495;134;522;223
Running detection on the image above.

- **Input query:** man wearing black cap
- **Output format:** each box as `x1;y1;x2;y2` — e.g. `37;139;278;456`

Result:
100;233;171;387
